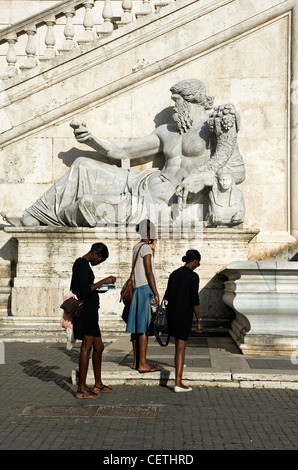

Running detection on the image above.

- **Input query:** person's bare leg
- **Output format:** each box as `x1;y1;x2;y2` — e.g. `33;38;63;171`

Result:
92;336;113;392
137;333;148;371
137;333;160;372
76;335;99;398
175;339;188;388
92;336;104;386
131;334;138;369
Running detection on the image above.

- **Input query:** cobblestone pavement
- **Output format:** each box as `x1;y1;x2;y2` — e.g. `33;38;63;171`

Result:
0;341;297;454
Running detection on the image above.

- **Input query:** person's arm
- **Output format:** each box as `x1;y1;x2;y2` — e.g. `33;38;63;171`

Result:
71;121;162;161
91;276;116;293
189;274;202;333
143;254;159;307
148;239;157;256
193;305;203;333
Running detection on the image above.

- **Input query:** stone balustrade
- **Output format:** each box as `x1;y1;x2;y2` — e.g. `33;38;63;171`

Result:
0;0;175;79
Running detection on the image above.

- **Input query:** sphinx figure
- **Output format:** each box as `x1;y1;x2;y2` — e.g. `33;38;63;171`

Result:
4;80;245;228
205;168;245;227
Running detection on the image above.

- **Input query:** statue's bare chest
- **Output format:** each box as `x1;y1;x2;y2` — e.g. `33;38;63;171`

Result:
162;126;210;176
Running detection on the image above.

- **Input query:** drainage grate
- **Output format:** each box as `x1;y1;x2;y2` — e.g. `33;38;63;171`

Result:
20;404;161;418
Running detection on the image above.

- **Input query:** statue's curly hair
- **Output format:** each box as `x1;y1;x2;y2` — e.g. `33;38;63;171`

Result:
170;79;214;110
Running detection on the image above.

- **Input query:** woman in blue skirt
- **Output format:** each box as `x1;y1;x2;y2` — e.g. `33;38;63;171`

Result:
126;219;160;373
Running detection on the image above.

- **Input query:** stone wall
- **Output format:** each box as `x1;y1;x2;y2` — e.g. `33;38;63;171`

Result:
4;226;257;328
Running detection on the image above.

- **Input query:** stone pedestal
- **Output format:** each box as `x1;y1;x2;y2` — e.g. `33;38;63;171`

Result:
3;226;257;337
222;261;298;355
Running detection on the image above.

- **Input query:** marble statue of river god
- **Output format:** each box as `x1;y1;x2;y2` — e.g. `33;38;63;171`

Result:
4;79;245;228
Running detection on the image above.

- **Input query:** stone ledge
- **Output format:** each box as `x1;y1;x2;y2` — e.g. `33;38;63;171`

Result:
78;366;298;389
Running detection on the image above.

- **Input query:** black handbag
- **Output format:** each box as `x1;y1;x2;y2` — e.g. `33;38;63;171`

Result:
152;298;170;347
60;296;84;321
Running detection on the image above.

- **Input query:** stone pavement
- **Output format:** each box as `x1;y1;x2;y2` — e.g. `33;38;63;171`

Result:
0;334;297;453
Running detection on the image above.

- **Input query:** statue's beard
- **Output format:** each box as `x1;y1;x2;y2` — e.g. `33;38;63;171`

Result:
173;101;193;134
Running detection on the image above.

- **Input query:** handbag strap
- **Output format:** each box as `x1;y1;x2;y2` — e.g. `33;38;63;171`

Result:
129;242;146;280
154;329;170;347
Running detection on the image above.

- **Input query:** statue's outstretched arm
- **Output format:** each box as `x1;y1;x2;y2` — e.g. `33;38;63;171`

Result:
70;120;162;160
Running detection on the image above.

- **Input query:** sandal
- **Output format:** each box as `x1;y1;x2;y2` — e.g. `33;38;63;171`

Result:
138;366;161;374
92;385;113;393
76;390;100;399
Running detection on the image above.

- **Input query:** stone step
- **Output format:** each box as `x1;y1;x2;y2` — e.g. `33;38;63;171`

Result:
0;316;126;342
0;316;65;342
0;315;229;342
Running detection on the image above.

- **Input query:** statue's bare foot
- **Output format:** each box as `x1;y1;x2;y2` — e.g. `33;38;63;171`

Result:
2;211;24;226
2;211;40;227
23;211;40;226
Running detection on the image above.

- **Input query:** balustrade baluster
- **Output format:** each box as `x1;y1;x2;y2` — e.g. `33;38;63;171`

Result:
40;16;57;60
135;0;152;19
154;1;172;13
117;0;134;27
4;33;18;78
0;0;178;79
20;26;38;70
59;8;76;52
97;0;114;36
78;1;96;44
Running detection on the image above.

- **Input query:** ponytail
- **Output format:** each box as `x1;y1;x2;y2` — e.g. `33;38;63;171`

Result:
182;249;201;264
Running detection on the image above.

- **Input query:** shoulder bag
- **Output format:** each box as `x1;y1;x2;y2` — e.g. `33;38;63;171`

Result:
60;295;84;321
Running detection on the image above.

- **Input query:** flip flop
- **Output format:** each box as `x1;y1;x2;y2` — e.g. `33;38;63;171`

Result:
76;390;100;399
138;366;161;374
92;385;113;393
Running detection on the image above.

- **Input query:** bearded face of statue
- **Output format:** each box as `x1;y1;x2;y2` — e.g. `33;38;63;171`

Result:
172;93;193;134
170;80;214;134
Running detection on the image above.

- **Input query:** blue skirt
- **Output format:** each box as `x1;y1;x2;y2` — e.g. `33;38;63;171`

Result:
126;284;154;335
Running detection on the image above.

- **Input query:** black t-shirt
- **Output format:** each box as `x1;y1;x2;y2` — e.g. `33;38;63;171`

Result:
71;257;100;339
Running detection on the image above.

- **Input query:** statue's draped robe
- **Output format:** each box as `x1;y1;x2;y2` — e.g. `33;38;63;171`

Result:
27;157;161;227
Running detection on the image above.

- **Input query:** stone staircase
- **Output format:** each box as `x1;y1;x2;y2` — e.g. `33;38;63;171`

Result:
0;0;198;149
0;316;67;342
0;313;127;342
0;0;177;81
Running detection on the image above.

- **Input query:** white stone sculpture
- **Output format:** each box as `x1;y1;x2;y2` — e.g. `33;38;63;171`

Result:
4;80;245;228
205;168;245;227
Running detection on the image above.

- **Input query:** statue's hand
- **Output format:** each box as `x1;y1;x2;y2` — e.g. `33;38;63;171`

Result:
70;120;91;143
176;170;215;210
176;183;189;211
